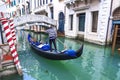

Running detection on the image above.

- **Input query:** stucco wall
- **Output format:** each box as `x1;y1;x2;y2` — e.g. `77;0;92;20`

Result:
65;0;112;45
53;0;65;29
112;0;120;13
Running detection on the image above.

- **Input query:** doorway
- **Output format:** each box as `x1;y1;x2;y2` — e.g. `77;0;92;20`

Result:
58;12;65;33
78;13;85;32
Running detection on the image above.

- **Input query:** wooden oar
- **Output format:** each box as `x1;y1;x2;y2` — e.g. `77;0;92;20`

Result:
57;38;67;49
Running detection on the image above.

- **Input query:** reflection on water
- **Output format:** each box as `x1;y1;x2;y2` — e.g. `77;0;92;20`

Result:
2;30;120;80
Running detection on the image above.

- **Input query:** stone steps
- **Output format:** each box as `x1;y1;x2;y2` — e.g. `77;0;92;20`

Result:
2;60;15;68
0;60;17;77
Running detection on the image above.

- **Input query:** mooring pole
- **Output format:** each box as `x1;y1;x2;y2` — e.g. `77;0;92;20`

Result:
0;24;4;44
40;25;41;41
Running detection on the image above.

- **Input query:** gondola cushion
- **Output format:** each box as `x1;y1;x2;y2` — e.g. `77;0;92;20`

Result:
64;50;76;57
35;41;40;46
41;44;50;51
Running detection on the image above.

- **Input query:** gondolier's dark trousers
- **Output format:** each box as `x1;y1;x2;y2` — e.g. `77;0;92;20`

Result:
49;39;57;52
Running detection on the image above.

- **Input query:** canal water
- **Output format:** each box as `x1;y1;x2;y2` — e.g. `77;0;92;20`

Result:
1;30;120;80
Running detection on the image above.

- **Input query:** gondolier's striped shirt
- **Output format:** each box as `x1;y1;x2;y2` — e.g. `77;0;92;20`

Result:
46;27;57;39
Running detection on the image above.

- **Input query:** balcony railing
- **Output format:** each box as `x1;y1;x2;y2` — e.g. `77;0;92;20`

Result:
14;14;57;27
65;0;101;5
65;0;100;10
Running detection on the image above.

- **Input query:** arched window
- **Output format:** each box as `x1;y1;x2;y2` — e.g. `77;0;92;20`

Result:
26;1;30;14
113;7;120;20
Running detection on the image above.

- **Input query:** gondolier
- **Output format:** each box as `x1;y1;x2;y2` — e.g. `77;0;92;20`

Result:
46;25;57;52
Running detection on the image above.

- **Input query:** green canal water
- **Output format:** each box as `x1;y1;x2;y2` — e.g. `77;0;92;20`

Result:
1;30;120;80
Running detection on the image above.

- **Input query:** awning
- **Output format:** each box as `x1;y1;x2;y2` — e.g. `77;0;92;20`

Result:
112;20;120;25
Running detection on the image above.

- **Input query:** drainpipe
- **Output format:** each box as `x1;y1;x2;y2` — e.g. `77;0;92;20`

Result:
105;0;113;45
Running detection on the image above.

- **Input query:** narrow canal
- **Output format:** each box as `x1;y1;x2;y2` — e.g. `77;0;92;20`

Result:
1;30;120;80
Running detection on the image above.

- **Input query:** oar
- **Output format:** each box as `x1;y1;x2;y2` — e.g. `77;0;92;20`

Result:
45;38;49;44
57;38;67;49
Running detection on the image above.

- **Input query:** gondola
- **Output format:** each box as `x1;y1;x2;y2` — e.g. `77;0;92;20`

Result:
28;34;83;60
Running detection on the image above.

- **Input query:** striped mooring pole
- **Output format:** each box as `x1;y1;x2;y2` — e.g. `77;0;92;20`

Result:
9;19;17;44
0;18;22;75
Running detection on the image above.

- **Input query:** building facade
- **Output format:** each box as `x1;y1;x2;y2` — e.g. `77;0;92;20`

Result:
3;0;120;45
64;0;112;45
64;0;120;45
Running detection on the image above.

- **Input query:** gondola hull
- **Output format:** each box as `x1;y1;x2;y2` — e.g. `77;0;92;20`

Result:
28;34;83;60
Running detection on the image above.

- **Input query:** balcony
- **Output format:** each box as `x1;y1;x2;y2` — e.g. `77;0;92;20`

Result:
33;6;48;15
14;14;57;27
65;0;100;11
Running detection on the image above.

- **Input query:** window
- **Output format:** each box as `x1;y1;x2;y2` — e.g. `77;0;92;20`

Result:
50;0;52;2
19;9;21;16
26;1;30;14
38;0;40;6
22;5;25;15
22;8;25;15
92;11;98;32
46;0;48;4
12;0;16;6
40;0;42;5
34;0;36;8
10;1;13;7
43;0;45;4
69;15;73;30
18;0;20;3
78;13;85;32
50;7;54;19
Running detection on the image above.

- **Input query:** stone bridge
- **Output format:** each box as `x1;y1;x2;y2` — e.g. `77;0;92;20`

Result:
14;14;57;27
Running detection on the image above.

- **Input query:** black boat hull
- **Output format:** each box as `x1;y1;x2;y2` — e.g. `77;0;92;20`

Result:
28;34;83;60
